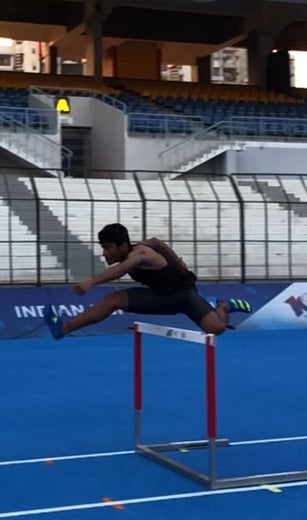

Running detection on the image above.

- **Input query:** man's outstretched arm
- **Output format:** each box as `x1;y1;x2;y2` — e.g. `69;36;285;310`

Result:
73;249;145;294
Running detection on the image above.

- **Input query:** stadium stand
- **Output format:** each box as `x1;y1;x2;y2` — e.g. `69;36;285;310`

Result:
0;65;306;282
0;198;68;284
234;175;307;278
0;73;307;140
108;80;307;138
1;173;307;284
0;88;52;132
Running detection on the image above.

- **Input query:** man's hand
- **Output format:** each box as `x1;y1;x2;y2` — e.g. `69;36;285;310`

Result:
73;280;93;295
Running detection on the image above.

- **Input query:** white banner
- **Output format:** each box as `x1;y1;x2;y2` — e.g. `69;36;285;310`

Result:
239;283;307;330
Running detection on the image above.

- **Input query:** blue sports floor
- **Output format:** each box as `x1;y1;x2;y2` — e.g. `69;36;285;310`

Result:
0;327;307;519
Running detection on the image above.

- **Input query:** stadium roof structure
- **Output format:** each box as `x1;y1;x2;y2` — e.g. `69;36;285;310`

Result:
1;0;307;52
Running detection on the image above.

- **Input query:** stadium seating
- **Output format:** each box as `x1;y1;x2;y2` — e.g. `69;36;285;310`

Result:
1;72;307;138
110;78;300;103
0;197;69;283
1;71;307;140
0;87;52;131
108;78;307;137
234;175;307;278
1;173;307;283
0;73;122;134
46;87;307;138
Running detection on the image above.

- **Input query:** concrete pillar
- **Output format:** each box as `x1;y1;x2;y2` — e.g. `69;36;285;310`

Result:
248;30;275;88
49;45;58;75
196;55;211;84
84;0;103;80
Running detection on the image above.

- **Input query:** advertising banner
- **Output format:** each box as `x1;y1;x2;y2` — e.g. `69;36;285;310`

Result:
239;282;307;330
0;282;287;340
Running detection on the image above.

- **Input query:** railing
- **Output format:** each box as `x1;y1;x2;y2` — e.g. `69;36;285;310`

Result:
220;116;307;139
30;86;56;109
29;87;60;132
30;86;205;137
1;169;307;285
127;112;205;136
159;116;307;170
0;106;57;134
30;86;127;113
0;114;72;172
159;121;234;170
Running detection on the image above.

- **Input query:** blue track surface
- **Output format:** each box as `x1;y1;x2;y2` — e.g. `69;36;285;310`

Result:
1;327;307;519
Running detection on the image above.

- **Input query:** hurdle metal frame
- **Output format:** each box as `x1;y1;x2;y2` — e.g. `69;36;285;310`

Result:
133;321;307;490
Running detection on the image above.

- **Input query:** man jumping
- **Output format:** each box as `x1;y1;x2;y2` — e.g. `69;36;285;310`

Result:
44;223;252;339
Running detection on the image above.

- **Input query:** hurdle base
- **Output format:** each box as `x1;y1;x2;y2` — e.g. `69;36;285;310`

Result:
136;444;212;487
136;442;307;489
136;438;229;489
140;438;230;452
213;470;307;489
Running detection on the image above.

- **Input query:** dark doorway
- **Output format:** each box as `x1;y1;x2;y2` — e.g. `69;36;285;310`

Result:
62;126;92;177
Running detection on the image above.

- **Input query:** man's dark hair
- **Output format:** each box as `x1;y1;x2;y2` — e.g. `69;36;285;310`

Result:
98;223;131;247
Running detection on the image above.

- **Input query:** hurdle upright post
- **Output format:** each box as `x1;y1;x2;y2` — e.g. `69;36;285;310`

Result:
133;323;142;447
206;333;217;487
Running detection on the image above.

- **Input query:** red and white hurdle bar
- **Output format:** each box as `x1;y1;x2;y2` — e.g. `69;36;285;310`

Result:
133;321;307;490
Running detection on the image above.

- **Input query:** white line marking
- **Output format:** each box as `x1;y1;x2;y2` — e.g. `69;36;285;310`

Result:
171;435;307;447
1;435;307;468
1;480;307;518
231;435;307;446
0;450;135;467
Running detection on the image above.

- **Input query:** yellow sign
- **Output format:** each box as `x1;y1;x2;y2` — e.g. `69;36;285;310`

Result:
55;98;70;114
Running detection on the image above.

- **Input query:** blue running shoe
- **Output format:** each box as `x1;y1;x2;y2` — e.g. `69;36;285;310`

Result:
43;304;65;339
228;298;252;314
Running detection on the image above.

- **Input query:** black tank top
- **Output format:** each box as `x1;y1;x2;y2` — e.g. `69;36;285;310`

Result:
128;244;197;295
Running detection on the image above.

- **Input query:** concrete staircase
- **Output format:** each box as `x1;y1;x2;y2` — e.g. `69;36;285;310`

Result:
159;121;244;172
4;175;104;281
237;179;307;218
0;111;70;175
176;142;233;172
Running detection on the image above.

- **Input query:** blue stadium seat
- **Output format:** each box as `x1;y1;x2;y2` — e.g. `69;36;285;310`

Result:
0;87;54;132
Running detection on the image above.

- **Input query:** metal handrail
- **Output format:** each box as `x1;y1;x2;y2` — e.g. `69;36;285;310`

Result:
30;85;127;113
128;111;204;122
0;113;72;170
0;105;57;132
159;116;307;159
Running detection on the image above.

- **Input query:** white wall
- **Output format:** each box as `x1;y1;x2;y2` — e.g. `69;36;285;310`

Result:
22;41;40;73
90;98;126;172
227;144;307;175
125;136;184;171
63;97;92;127
191;142;307;175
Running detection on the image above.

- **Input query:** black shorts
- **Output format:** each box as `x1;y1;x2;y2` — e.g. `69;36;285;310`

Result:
126;286;214;326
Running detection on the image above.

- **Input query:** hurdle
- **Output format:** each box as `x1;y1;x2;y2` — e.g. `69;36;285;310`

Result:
133;321;307;490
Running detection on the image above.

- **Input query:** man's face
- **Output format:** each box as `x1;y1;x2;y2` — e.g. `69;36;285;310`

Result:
101;242;128;265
